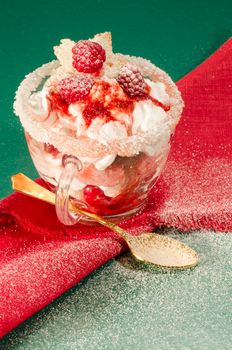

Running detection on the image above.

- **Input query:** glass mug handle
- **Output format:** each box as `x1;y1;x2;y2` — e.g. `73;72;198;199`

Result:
55;155;83;225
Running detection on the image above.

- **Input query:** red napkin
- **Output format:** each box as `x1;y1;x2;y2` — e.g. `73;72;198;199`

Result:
1;38;232;337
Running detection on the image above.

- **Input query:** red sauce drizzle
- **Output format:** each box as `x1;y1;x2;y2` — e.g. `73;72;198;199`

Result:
141;85;170;111
48;80;171;128
108;99;135;115
48;91;70;115
148;96;170;112
83;101;112;127
81;81;135;126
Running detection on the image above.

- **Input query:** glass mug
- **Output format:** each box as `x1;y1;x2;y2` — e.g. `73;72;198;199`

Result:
15;60;182;225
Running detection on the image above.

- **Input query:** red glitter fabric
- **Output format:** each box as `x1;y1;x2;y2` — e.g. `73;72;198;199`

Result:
1;39;232;337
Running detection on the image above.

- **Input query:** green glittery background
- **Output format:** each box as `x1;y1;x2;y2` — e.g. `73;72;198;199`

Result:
1;0;232;348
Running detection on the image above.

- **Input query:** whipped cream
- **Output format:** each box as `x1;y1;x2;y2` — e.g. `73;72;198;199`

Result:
145;79;170;104
29;89;50;121
132;100;167;133
29;75;171;166
132;100;171;156
87;120;128;144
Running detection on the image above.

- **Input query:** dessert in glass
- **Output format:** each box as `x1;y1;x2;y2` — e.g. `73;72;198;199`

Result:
14;32;183;225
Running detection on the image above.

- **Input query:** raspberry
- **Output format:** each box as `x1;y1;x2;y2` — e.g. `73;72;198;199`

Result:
117;64;146;98
72;40;106;73
57;76;94;103
83;185;111;208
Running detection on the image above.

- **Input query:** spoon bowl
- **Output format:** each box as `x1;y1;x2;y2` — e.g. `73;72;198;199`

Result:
125;233;198;269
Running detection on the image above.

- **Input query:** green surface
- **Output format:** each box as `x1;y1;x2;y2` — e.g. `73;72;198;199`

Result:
1;0;232;349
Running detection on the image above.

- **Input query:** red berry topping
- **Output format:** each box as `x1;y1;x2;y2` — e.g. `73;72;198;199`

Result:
84;185;111;208
83;101;111;126
117;64;146;98
57;76;94;104
72;40;106;73
44;143;60;156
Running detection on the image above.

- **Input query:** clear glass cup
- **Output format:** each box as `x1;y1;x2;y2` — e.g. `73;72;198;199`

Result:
25;131;169;224
14;59;183;225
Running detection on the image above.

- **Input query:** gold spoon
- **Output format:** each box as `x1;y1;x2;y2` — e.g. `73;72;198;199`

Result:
11;173;199;269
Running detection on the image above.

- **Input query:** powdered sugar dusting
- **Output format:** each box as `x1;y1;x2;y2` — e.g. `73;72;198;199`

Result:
155;157;232;231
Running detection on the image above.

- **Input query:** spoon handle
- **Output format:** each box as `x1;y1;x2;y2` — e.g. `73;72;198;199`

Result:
11;173;129;240
11;173;199;269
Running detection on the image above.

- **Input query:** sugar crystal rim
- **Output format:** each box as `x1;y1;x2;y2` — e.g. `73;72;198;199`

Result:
14;57;183;157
